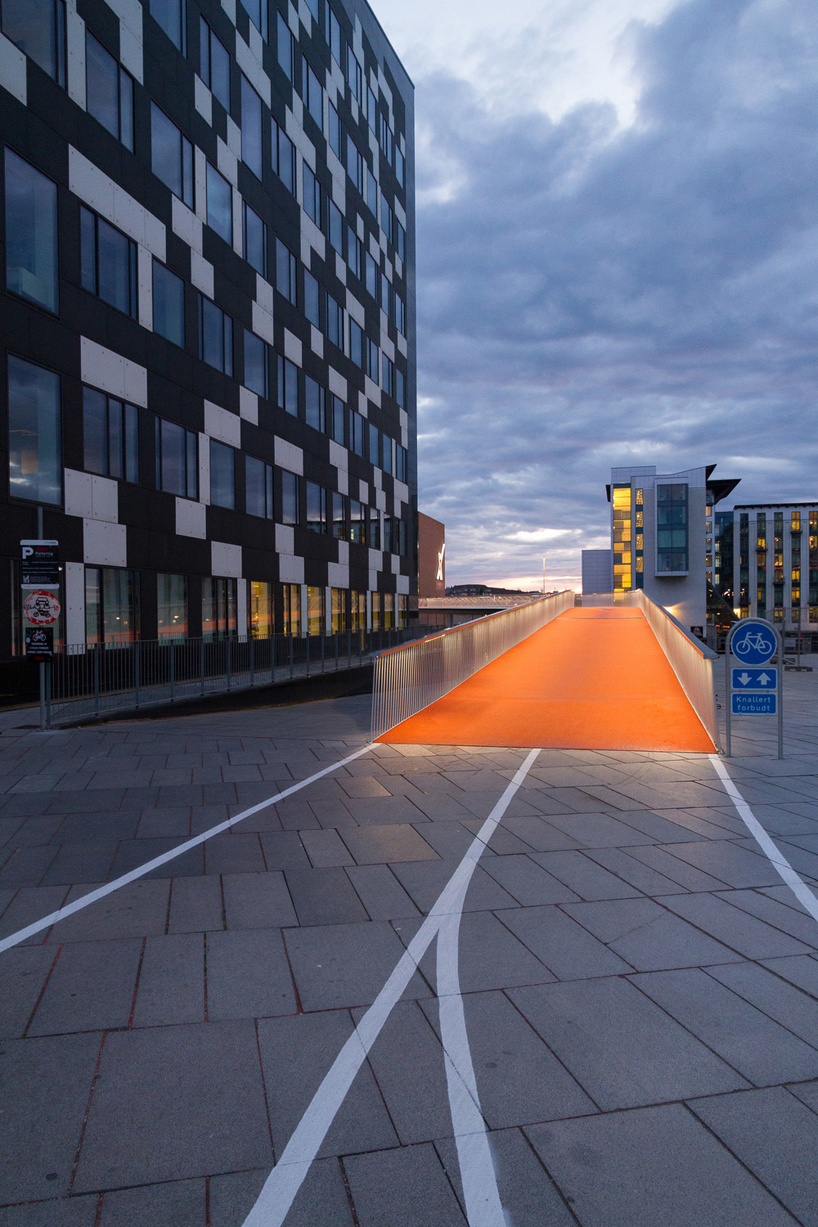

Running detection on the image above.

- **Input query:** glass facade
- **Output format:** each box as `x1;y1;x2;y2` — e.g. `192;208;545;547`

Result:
7;356;61;504
5;150;59;313
249;581;273;637
157;573;187;640
202;577;237;638
611;486;632;591
656;483;688;574
85;567;140;644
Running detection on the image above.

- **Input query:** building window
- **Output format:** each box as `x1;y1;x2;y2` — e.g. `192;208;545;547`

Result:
157;573;187;640
271;118;295;192
239;0;267;38
612;486;632;591
346;136;363;191
330;395;345;445
365;254;377;299
302;55;323;128
395;147;405;188
249;580;273;636
379;114;393;161
380;191;393;244
396;221;405;261
369;505;380;549
326;293;343;349
282;582;300;635
346;46;362;102
281;470;300;525
210;439;235;509
331;586;347;632
306;482;327;534
198;295;233;375
240;74;263;178
368;422;379;467
276;13;293;79
347;228;362;279
149;0;185;49
303;163;321;226
396;368;405;407
327;200;343;255
155;417;197;498
366;169;377;215
395;443;407;483
307;585;323;635
202;577;237;638
86;32;133;149
244;329;268;397
349;499;365;544
151;104;193;206
382;354;394;398
206;163;232;243
305;376;326;432
304;268;320;326
382;434;393;475
656;483;689;573
83;387;138;483
395;293;406;335
367;86;377;131
2;0;66;84
275;238;297;304
85;567;139;645
7;356;61;505
332;491;346;540
349;319;363;367
242;201;266;276
367;339;379;383
5;150;59;314
325;4;341;62
153;260;185;346
80;207;137;317
277;355;298;416
328;101;341;158
246;455;273;518
351;410;365;458
200;18;230;109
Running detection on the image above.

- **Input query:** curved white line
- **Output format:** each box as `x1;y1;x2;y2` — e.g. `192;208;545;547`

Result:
241;748;541;1227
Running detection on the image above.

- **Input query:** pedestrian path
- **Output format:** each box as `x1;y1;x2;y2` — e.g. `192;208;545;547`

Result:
380;606;715;752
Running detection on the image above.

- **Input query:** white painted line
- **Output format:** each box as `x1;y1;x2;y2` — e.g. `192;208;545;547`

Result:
437;905;505;1227
241;748;541;1227
710;755;818;925
0;744;375;956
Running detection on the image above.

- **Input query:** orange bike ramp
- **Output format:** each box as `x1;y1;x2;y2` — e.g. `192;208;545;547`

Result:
378;607;714;752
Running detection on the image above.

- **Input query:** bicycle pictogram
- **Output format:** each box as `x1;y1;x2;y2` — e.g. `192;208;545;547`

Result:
733;628;775;660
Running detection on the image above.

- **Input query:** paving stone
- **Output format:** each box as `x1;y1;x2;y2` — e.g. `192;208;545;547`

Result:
707;960;818;1047
410;820;487;859
345;864;421;920
625;844;730;890
52;813;141;844
222;871;297;929
131;934;205;1027
257;831;311;869
408;793;475;821
479;854;580;905
0;884;69;945
660;893;812;959
46;880;170;943
0;944;57;1038
0;1197;99;1226
210;1159;354;1227
45;789;126;815
73;1022;271;1190
532;850;643;900
0;1032;102;1202
460;817;540;854
543;812;656;847
559;896;664;942
400;909;554;993
340;823;438;866
257;1010;399;1158
422;990;595;1126
391;860;518;913
526;1103;796;1226
7;815;63;845
39;841;120;887
29;937;142;1036
203;833;265;875
496;905;633;979
206;928;296;1019
662;841;778;888
632;968;818;1084
583;846;689;895
435;1126;576;1227
610;809;709;843
284;865;369;926
689;1087;818;1226
0;844;60;887
109;838;204;880
341;795;430;825
760;954;818;997
136;808;191;838
344;1143;467;1227
509;976;747;1110
167;875;224;933
99;1177;206;1225
300;827;357;867
285;920;428;1010
715;888;818;946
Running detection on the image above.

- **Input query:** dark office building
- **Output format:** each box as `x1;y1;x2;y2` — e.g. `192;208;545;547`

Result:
0;0;416;686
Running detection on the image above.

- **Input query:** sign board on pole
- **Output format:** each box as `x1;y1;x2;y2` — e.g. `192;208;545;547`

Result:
731;668;777;691
20;539;61;589
23;590;61;626
729;621;777;666
24;626;53;660
726;619;783;758
732;693;776;716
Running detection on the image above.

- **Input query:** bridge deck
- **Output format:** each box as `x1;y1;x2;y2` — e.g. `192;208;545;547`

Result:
380;606;715;752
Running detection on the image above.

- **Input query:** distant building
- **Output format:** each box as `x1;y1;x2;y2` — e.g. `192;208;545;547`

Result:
725;502;818;627
417;512;445;597
581;550;613;595
607;464;740;632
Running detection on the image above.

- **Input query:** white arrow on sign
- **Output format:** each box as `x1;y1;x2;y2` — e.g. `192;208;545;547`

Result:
738;672;751;686
759;672;771;686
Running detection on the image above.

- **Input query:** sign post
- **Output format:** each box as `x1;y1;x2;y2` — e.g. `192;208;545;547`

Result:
725;619;783;759
20;540;60;731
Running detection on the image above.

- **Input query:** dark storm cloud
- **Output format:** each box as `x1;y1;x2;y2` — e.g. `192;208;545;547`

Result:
414;0;818;585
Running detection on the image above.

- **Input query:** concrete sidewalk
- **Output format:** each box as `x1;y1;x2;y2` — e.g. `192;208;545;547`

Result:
1;673;818;1225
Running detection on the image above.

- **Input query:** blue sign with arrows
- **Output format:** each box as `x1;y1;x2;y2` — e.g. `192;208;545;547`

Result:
729;620;777;666
732;667;777;690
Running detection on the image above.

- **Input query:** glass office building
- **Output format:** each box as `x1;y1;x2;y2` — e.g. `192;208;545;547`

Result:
0;0;416;673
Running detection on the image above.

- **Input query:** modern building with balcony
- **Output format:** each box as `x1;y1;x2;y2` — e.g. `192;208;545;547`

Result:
725;502;818;628
0;0;416;693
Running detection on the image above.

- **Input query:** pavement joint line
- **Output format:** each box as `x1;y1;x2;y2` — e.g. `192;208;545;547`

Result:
240;747;541;1227
710;754;818;926
0;743;374;956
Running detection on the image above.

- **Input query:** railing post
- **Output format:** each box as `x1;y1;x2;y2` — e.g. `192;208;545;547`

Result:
134;640;140;708
200;638;205;697
94;644;100;717
227;636;232;690
321;629;325;673
335;628;339;671
306;632;310;678
289;633;293;680
250;634;255;687
170;642;175;702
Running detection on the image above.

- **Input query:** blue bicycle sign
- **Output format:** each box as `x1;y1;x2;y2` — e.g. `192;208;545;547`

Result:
729;620;777;666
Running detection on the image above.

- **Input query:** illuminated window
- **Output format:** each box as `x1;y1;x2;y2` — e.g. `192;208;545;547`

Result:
656;483;688;573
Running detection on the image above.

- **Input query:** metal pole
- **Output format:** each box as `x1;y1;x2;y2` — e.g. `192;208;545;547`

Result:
724;641;731;758
306;631;310;678
39;663;46;732
250;634;255;688
46;662;51;728
94;644;100;717
134;640;140;708
777;626;784;760
170;642;175;702
200;638;205;697
227;636;232;690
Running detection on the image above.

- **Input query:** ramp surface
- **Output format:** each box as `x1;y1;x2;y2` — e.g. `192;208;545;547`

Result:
379;607;714;751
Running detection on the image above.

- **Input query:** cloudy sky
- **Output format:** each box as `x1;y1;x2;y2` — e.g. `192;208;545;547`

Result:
375;0;818;590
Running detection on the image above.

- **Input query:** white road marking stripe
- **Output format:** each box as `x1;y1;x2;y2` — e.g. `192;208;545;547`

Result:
437;904;506;1227
710;755;818;924
242;748;541;1227
0;744;374;956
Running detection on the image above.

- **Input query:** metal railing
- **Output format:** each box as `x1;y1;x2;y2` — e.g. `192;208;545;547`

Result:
371;591;574;741
42;625;436;728
625;590;721;749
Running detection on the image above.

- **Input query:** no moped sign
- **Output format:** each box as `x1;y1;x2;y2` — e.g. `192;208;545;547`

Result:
23;589;61;626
